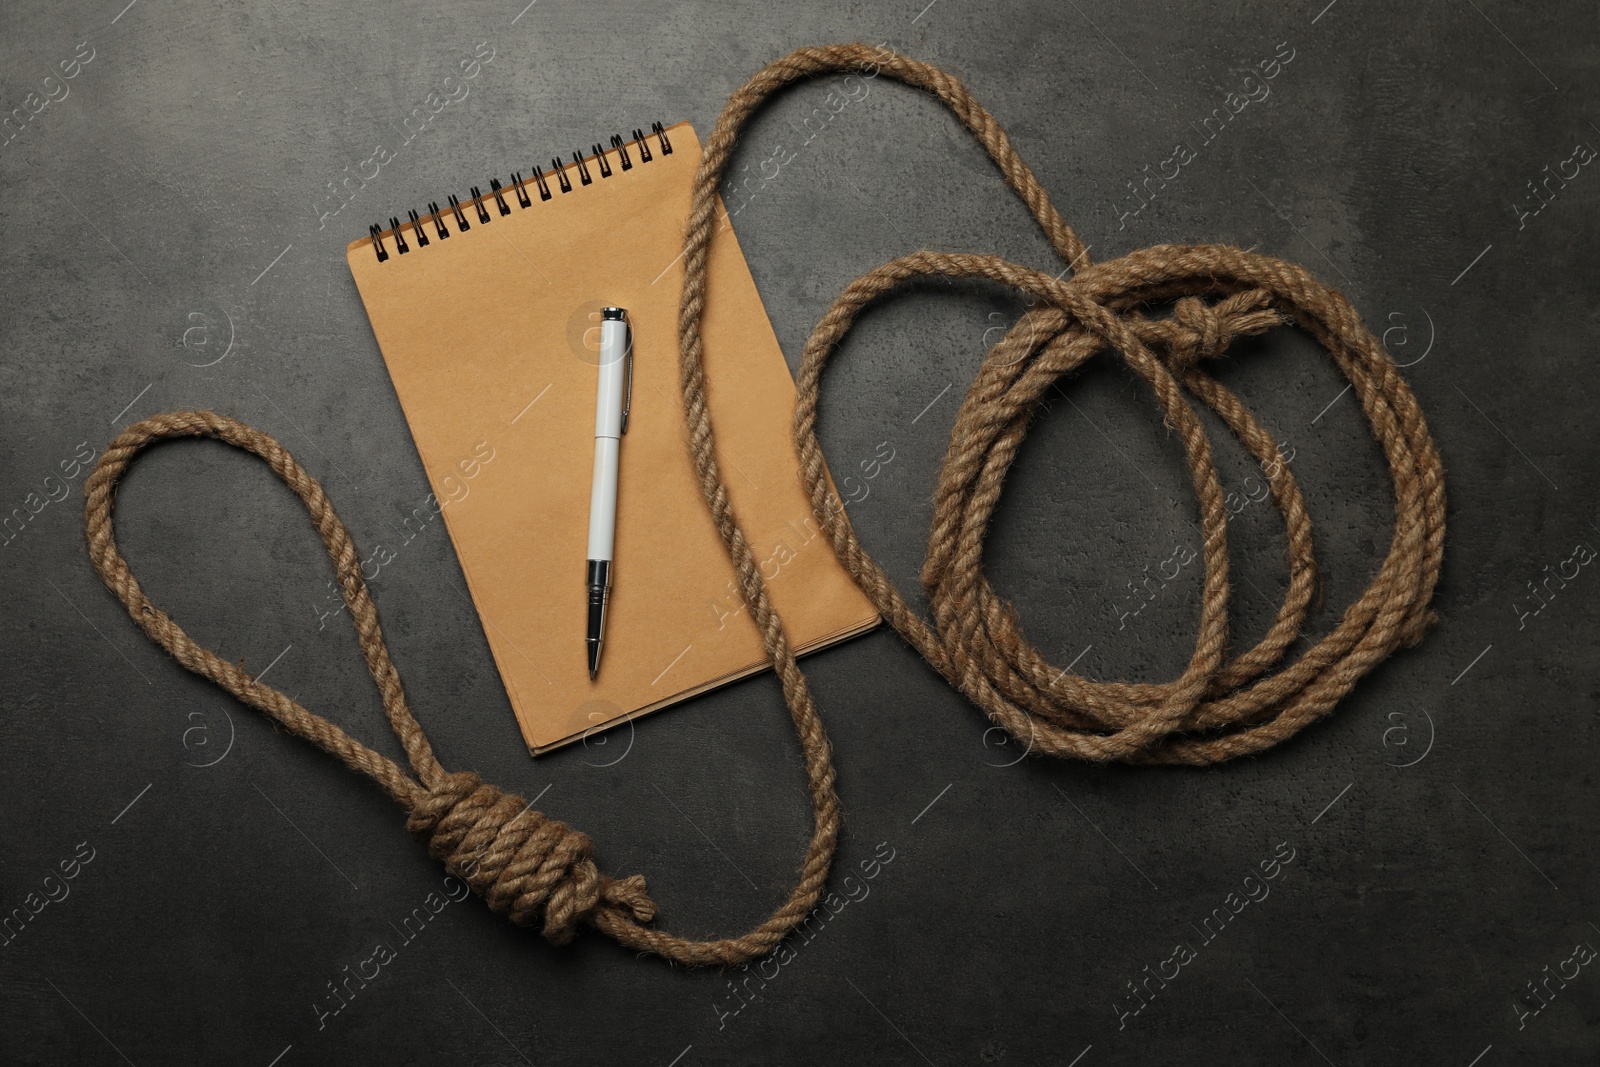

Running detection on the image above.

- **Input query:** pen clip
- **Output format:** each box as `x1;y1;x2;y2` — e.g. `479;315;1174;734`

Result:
620;318;634;434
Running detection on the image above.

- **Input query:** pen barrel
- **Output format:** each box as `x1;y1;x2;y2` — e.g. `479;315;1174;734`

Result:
595;318;629;437
586;558;610;677
586;436;620;560
586;559;611;615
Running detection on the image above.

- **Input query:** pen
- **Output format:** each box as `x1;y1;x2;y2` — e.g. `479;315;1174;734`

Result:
586;306;631;679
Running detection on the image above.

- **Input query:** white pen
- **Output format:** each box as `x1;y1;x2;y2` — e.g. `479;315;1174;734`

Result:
586;306;632;679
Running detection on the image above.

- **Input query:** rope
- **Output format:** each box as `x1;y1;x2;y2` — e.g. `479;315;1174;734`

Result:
82;43;1443;967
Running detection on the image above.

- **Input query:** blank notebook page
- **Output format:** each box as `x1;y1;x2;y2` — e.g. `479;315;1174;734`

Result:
346;122;879;753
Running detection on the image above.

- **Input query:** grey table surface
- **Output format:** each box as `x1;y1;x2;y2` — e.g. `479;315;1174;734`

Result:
3;1;1596;1064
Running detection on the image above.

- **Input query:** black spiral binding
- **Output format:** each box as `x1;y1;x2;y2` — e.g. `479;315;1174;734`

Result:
366;121;673;263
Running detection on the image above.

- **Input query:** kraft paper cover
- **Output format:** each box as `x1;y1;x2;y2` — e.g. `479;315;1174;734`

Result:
346;122;879;753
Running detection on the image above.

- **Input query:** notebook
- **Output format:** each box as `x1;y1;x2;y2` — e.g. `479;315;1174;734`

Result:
346;121;879;754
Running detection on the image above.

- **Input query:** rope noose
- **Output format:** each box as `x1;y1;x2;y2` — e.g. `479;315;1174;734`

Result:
82;44;1444;966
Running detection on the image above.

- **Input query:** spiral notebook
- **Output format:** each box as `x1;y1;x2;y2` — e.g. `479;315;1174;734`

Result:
346;121;879;754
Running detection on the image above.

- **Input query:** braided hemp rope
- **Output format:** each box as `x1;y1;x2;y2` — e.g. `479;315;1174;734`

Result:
82;44;1443;967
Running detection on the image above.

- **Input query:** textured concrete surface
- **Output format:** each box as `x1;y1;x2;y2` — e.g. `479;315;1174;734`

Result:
2;1;1597;1064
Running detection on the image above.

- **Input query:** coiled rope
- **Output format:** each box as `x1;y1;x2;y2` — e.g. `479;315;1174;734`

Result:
83;44;1443;967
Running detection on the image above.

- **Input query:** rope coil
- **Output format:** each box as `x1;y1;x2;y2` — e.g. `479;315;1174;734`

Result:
82;44;1443;967
405;771;656;944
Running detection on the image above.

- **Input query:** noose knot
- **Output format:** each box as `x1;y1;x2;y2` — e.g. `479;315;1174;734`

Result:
405;771;656;945
1166;289;1283;372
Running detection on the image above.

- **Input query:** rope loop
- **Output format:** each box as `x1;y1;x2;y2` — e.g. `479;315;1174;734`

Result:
781;242;1442;766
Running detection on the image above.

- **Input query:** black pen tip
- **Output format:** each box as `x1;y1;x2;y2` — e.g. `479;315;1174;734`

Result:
589;667;598;680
